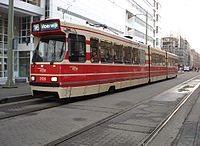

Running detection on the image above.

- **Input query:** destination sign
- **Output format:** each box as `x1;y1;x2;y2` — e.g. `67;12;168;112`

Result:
32;20;60;32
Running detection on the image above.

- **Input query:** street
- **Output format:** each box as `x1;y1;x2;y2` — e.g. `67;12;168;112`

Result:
0;72;200;146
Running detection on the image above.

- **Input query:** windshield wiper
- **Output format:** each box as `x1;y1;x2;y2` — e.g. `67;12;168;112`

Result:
32;51;37;65
50;60;54;65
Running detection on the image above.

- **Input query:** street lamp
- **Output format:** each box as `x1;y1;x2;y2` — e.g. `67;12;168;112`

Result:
134;12;148;45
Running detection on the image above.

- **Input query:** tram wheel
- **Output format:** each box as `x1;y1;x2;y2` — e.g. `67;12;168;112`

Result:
108;86;116;94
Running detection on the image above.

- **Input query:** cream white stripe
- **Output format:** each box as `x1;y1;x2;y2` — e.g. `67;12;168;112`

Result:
31;72;146;76
31;70;169;77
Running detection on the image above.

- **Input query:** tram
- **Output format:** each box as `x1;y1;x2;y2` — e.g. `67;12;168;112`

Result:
30;19;178;98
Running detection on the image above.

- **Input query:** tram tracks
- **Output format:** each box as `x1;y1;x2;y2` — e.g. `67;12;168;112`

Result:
1;74;200;146
0;96;64;120
139;79;200;146
45;75;200;146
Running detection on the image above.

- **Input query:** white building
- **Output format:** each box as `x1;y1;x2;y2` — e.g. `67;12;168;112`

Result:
0;0;45;83
0;0;161;83
48;0;161;47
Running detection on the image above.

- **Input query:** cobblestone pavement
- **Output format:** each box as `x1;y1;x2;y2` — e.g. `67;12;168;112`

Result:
0;83;31;100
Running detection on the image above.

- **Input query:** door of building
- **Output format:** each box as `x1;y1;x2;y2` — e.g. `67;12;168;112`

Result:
19;51;30;78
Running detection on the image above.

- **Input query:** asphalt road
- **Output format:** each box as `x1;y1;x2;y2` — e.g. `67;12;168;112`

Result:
0;72;199;146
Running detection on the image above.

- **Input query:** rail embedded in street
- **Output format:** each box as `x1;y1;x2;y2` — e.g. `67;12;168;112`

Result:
46;74;200;146
0;96;63;120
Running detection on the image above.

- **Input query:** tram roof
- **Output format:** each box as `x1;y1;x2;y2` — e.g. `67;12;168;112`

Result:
60;20;147;48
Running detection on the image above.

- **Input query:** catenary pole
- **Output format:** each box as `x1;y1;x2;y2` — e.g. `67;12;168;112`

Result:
3;0;16;88
145;11;148;45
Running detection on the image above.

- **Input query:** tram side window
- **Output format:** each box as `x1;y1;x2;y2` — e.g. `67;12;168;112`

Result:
156;54;165;66
139;50;146;65
155;54;159;65
151;53;157;65
100;41;113;63
152;53;165;66
174;59;178;66
124;46;132;64
168;58;172;66
132;48;139;65
114;44;123;64
90;38;99;63
160;55;165;66
68;34;86;63
172;58;177;66
168;58;176;66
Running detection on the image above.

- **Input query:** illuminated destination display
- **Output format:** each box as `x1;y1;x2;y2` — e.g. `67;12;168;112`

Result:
32;20;60;32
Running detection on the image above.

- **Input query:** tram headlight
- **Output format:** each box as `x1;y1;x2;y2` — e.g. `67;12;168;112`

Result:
51;77;58;82
31;76;36;81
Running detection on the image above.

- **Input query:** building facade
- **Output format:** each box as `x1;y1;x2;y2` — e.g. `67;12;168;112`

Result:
0;0;161;83
161;36;191;69
191;49;200;70
0;0;45;83
47;0;161;48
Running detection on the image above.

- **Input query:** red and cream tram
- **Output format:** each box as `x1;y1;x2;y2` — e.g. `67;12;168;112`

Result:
30;19;178;98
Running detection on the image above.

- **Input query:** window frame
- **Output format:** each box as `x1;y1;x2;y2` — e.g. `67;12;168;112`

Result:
100;40;113;64
90;38;99;63
68;33;86;63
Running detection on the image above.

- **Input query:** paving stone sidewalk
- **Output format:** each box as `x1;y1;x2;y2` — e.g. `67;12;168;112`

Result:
0;83;31;100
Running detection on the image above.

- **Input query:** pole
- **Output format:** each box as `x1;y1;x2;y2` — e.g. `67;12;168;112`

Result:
145;12;148;45
3;0;16;88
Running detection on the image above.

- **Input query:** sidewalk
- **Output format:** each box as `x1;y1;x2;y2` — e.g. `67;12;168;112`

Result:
175;86;200;146
0;83;32;102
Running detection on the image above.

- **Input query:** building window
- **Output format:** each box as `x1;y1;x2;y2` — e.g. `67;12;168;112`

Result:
135;17;145;27
156;14;159;21
135;29;145;39
45;0;50;19
20;0;40;6
19;51;30;77
156;2;159;9
33;16;40;22
19;17;30;44
156;38;159;46
156;26;158;33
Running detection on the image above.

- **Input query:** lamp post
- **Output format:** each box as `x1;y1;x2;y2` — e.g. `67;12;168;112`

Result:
134;11;148;45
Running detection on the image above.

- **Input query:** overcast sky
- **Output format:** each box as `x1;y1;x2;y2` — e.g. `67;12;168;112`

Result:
160;0;200;52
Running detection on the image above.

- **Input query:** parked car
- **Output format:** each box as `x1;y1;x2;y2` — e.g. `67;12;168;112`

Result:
184;66;190;72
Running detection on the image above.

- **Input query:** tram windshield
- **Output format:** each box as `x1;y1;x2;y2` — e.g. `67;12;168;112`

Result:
32;35;66;63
